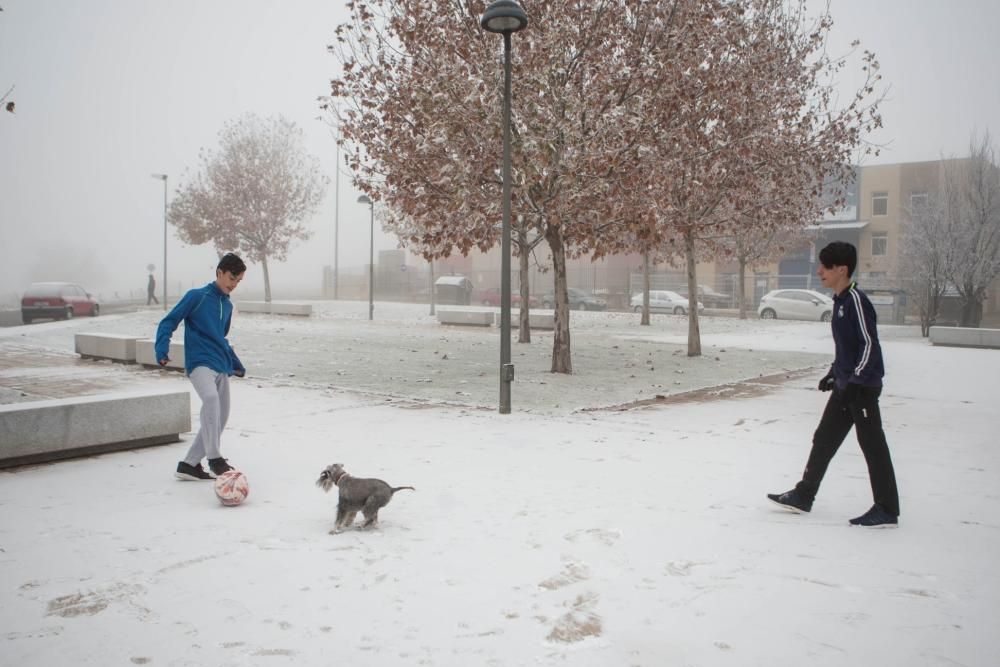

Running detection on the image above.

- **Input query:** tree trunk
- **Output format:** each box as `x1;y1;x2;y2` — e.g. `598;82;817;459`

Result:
547;224;572;374
428;259;435;316
518;226;531;344
262;255;272;303
737;255;748;320
641;250;650;326
683;228;702;357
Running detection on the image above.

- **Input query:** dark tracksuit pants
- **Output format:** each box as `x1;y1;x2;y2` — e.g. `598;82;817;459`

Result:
795;385;900;516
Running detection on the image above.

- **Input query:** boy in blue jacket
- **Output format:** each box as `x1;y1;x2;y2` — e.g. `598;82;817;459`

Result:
156;253;247;480
768;242;900;527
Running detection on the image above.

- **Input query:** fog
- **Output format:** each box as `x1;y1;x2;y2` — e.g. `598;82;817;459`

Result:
1;0;998;305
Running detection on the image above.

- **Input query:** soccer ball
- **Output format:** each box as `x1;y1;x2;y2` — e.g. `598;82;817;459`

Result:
214;470;249;506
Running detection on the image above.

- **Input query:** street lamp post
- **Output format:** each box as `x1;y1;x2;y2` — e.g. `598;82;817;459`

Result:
334;133;341;299
357;195;374;320
151;173;168;310
481;0;528;415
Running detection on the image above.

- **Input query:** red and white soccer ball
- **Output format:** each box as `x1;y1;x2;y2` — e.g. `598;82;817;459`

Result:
214;470;249;506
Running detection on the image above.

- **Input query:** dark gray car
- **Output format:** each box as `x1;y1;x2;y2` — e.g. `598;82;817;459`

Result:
540;288;607;311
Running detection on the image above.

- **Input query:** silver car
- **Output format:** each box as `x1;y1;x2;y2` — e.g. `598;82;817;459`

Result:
757;289;833;322
631;290;703;315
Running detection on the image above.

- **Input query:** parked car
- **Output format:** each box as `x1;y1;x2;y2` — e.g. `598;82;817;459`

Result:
757;289;833;322
630;290;704;315
479;287;539;307
21;282;100;323
540;288;607;311
677;284;732;308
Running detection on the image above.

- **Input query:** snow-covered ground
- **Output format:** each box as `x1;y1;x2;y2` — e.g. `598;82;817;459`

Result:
0;303;997;666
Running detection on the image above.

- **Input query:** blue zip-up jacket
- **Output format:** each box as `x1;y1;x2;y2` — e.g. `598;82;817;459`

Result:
155;282;245;376
829;282;883;389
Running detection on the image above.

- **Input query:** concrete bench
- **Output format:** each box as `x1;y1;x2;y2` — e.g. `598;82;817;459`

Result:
236;301;313;316
929;326;1000;349
136;339;186;371
510;312;555;330
75;333;143;362
437;309;496;327
0;390;191;468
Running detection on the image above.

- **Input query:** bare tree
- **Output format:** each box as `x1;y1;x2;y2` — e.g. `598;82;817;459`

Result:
169;114;328;302
942;133;1000;327
900;191;951;335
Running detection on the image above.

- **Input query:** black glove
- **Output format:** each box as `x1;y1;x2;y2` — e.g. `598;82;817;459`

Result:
841;382;861;404
818;371;835;392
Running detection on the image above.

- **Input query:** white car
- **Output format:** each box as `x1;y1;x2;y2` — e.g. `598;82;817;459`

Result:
630;290;704;315
757;289;834;322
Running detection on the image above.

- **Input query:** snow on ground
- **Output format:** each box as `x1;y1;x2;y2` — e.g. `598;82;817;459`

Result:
0;302;997;666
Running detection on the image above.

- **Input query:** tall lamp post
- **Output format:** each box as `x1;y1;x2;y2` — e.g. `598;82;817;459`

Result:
481;0;528;415
357;195;375;320
150;173;168;310
333;131;341;299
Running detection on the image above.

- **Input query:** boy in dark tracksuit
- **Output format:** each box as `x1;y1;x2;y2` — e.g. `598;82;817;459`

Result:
156;253;247;481
768;241;900;528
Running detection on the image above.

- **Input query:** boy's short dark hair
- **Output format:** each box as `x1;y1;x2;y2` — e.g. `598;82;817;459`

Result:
217;253;247;276
818;241;857;278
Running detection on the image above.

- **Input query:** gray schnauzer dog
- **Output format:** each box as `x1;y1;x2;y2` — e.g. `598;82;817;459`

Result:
316;463;415;534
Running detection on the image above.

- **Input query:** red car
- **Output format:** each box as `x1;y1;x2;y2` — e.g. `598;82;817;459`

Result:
480;287;539;307
21;282;100;323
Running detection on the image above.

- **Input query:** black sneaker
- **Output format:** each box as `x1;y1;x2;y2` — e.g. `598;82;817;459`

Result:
175;461;214;481
849;504;898;528
208;457;234;476
767;489;812;513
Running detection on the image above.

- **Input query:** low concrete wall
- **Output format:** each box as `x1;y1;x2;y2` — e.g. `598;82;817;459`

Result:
0;390;191;468
236;301;313;316
510;312;555;330
136;339;185;370
929;326;1000;349
75;333;142;362
437;309;496;327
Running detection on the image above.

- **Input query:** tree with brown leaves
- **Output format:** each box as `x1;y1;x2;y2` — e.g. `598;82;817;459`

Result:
326;0;881;369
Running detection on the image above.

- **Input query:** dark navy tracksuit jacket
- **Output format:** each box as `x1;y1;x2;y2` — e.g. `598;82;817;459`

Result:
829;282;884;389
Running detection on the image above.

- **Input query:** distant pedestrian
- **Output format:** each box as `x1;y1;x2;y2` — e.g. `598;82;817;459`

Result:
147;273;159;305
156;253;247;481
767;241;900;528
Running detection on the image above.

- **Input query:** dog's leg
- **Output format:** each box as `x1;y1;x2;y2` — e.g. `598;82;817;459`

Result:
343;511;358;528
332;503;349;534
361;496;383;528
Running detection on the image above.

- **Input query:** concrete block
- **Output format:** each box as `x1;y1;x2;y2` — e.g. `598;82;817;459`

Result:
929;326;1000;349
136;339;185;370
510;312;555;330
236;301;313;316
437;309;496;327
0;390;192;468
75;333;143;362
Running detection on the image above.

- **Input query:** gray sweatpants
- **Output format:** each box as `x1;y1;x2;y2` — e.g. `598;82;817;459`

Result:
182;366;231;465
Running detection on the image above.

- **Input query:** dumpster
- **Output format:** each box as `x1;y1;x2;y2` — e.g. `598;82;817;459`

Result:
434;276;474;305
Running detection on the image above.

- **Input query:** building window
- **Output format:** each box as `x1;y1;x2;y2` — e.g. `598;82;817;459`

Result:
871;233;888;257
910;192;928;211
872;192;888;216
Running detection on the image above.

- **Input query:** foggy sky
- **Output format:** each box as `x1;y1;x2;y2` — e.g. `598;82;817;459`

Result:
1;0;998;303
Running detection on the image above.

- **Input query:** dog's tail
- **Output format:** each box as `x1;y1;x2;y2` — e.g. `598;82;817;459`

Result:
390;486;415;494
